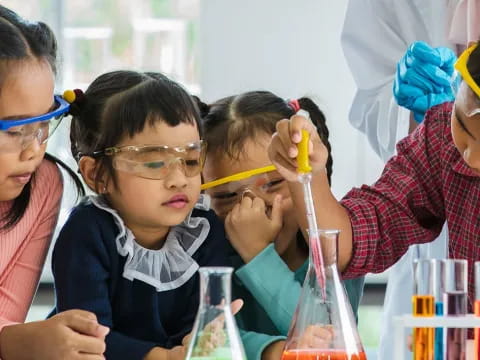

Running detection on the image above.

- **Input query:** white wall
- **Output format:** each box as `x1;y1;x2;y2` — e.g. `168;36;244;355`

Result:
199;0;385;199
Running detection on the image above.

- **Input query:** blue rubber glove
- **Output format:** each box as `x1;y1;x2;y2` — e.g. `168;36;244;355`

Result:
393;41;456;123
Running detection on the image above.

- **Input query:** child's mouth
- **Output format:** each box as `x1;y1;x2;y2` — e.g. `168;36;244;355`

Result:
163;194;189;209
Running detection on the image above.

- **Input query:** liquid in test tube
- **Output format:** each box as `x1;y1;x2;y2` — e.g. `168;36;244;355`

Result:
442;259;468;360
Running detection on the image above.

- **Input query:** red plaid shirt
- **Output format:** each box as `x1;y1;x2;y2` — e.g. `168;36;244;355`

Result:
341;102;480;309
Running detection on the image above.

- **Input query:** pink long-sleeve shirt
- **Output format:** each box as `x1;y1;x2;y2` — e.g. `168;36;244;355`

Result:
0;159;62;334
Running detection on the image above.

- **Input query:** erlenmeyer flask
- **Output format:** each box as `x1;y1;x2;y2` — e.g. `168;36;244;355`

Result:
185;267;246;360
282;230;366;360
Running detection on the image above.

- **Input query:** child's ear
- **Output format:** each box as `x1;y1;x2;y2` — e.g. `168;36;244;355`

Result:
78;156;108;193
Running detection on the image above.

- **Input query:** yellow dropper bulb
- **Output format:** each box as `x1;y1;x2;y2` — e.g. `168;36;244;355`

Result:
297;129;312;174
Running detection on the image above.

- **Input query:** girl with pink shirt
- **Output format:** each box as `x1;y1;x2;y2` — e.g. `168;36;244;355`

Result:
0;5;108;360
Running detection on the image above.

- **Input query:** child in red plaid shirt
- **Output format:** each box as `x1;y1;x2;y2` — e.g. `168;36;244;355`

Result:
267;41;480;312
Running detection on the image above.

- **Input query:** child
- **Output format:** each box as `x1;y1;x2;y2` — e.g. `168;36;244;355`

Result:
0;5;107;360
198;91;365;359
51;70;230;360
267;42;480;314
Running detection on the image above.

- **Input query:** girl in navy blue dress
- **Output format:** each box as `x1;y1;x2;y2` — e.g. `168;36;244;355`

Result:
51;71;229;360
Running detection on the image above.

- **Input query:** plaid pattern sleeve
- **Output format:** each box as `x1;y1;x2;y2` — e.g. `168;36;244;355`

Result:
340;103;453;278
341;101;480;311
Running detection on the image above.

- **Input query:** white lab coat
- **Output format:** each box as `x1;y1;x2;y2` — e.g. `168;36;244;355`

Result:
341;0;454;358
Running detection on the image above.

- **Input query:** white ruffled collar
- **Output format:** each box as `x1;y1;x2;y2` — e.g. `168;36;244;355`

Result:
89;194;211;292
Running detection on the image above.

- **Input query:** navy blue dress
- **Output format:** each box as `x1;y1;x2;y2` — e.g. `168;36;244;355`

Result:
51;198;229;360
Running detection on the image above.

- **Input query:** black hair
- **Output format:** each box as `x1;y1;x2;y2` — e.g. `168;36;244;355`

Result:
0;5;57;80
198;91;333;185
70;70;202;192
0;5;84;231
467;41;480;89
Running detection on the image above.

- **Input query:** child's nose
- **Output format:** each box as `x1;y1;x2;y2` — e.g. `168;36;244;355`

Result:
20;135;43;162
163;162;188;189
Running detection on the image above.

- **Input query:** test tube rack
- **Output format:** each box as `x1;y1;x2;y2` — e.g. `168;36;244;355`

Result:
393;315;480;360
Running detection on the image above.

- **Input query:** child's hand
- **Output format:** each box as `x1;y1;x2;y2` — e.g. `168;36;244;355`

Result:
189;299;244;357
181;299;243;350
144;345;187;360
166;346;186;360
297;324;334;349
225;194;283;263
268;111;328;182
0;310;109;360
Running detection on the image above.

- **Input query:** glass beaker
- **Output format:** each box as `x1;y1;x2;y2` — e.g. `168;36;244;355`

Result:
412;259;435;360
474;261;480;360
185;267;246;360
442;259;468;360
282;229;366;360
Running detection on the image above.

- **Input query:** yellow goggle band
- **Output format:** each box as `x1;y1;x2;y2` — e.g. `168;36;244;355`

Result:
201;165;276;190
455;43;480;98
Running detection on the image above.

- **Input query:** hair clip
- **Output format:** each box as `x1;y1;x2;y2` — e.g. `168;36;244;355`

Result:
63;89;85;104
63;89;86;117
288;99;300;112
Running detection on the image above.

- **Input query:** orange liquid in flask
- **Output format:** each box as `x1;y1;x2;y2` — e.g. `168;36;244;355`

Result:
281;349;367;360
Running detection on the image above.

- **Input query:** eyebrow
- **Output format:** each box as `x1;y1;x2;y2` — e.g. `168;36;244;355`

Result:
1;100;57;121
455;108;477;140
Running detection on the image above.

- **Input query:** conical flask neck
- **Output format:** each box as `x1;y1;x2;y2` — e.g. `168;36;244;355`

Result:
308;230;338;268
199;267;232;308
186;267;247;360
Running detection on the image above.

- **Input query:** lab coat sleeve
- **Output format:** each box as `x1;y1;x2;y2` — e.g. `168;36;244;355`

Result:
341;0;432;161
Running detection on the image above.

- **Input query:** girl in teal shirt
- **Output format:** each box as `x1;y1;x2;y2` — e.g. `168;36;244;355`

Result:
197;92;365;360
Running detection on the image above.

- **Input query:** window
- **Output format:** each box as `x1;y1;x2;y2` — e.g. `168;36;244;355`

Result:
3;0;200;282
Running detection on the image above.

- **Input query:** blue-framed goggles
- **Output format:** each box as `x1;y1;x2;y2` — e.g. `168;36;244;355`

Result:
0;95;70;152
0;95;70;130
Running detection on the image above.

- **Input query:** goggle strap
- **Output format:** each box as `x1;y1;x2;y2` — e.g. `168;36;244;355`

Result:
201;165;276;190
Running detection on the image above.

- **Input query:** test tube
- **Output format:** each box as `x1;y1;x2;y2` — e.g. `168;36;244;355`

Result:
431;260;444;360
413;259;435;360
474;261;480;360
442;259;468;360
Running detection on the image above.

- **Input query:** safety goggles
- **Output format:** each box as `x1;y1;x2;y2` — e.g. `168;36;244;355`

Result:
202;165;290;216
0;95;70;152
453;43;480;117
92;140;206;180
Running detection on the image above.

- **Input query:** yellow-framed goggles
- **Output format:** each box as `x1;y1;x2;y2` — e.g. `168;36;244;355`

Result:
202;164;290;218
454;43;480;117
201;165;277;190
454;43;480;98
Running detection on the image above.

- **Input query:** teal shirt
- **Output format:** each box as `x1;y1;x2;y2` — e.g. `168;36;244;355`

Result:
232;244;365;360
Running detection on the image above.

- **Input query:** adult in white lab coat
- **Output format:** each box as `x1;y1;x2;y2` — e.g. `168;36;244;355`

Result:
341;0;479;358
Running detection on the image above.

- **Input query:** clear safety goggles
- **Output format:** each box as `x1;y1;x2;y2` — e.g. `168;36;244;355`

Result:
452;43;480;117
202;165;290;216
91;140;206;180
0;95;70;153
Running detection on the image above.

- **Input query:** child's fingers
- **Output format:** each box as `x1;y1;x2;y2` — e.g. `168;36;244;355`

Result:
231;299;244;315
239;195;253;210
182;332;192;347
307;325;334;340
71;332;106;355
225;205;238;226
251;197;266;212
270;194;283;228
64;312;109;338
269;134;297;169
275;120;298;158
290;111;316;142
